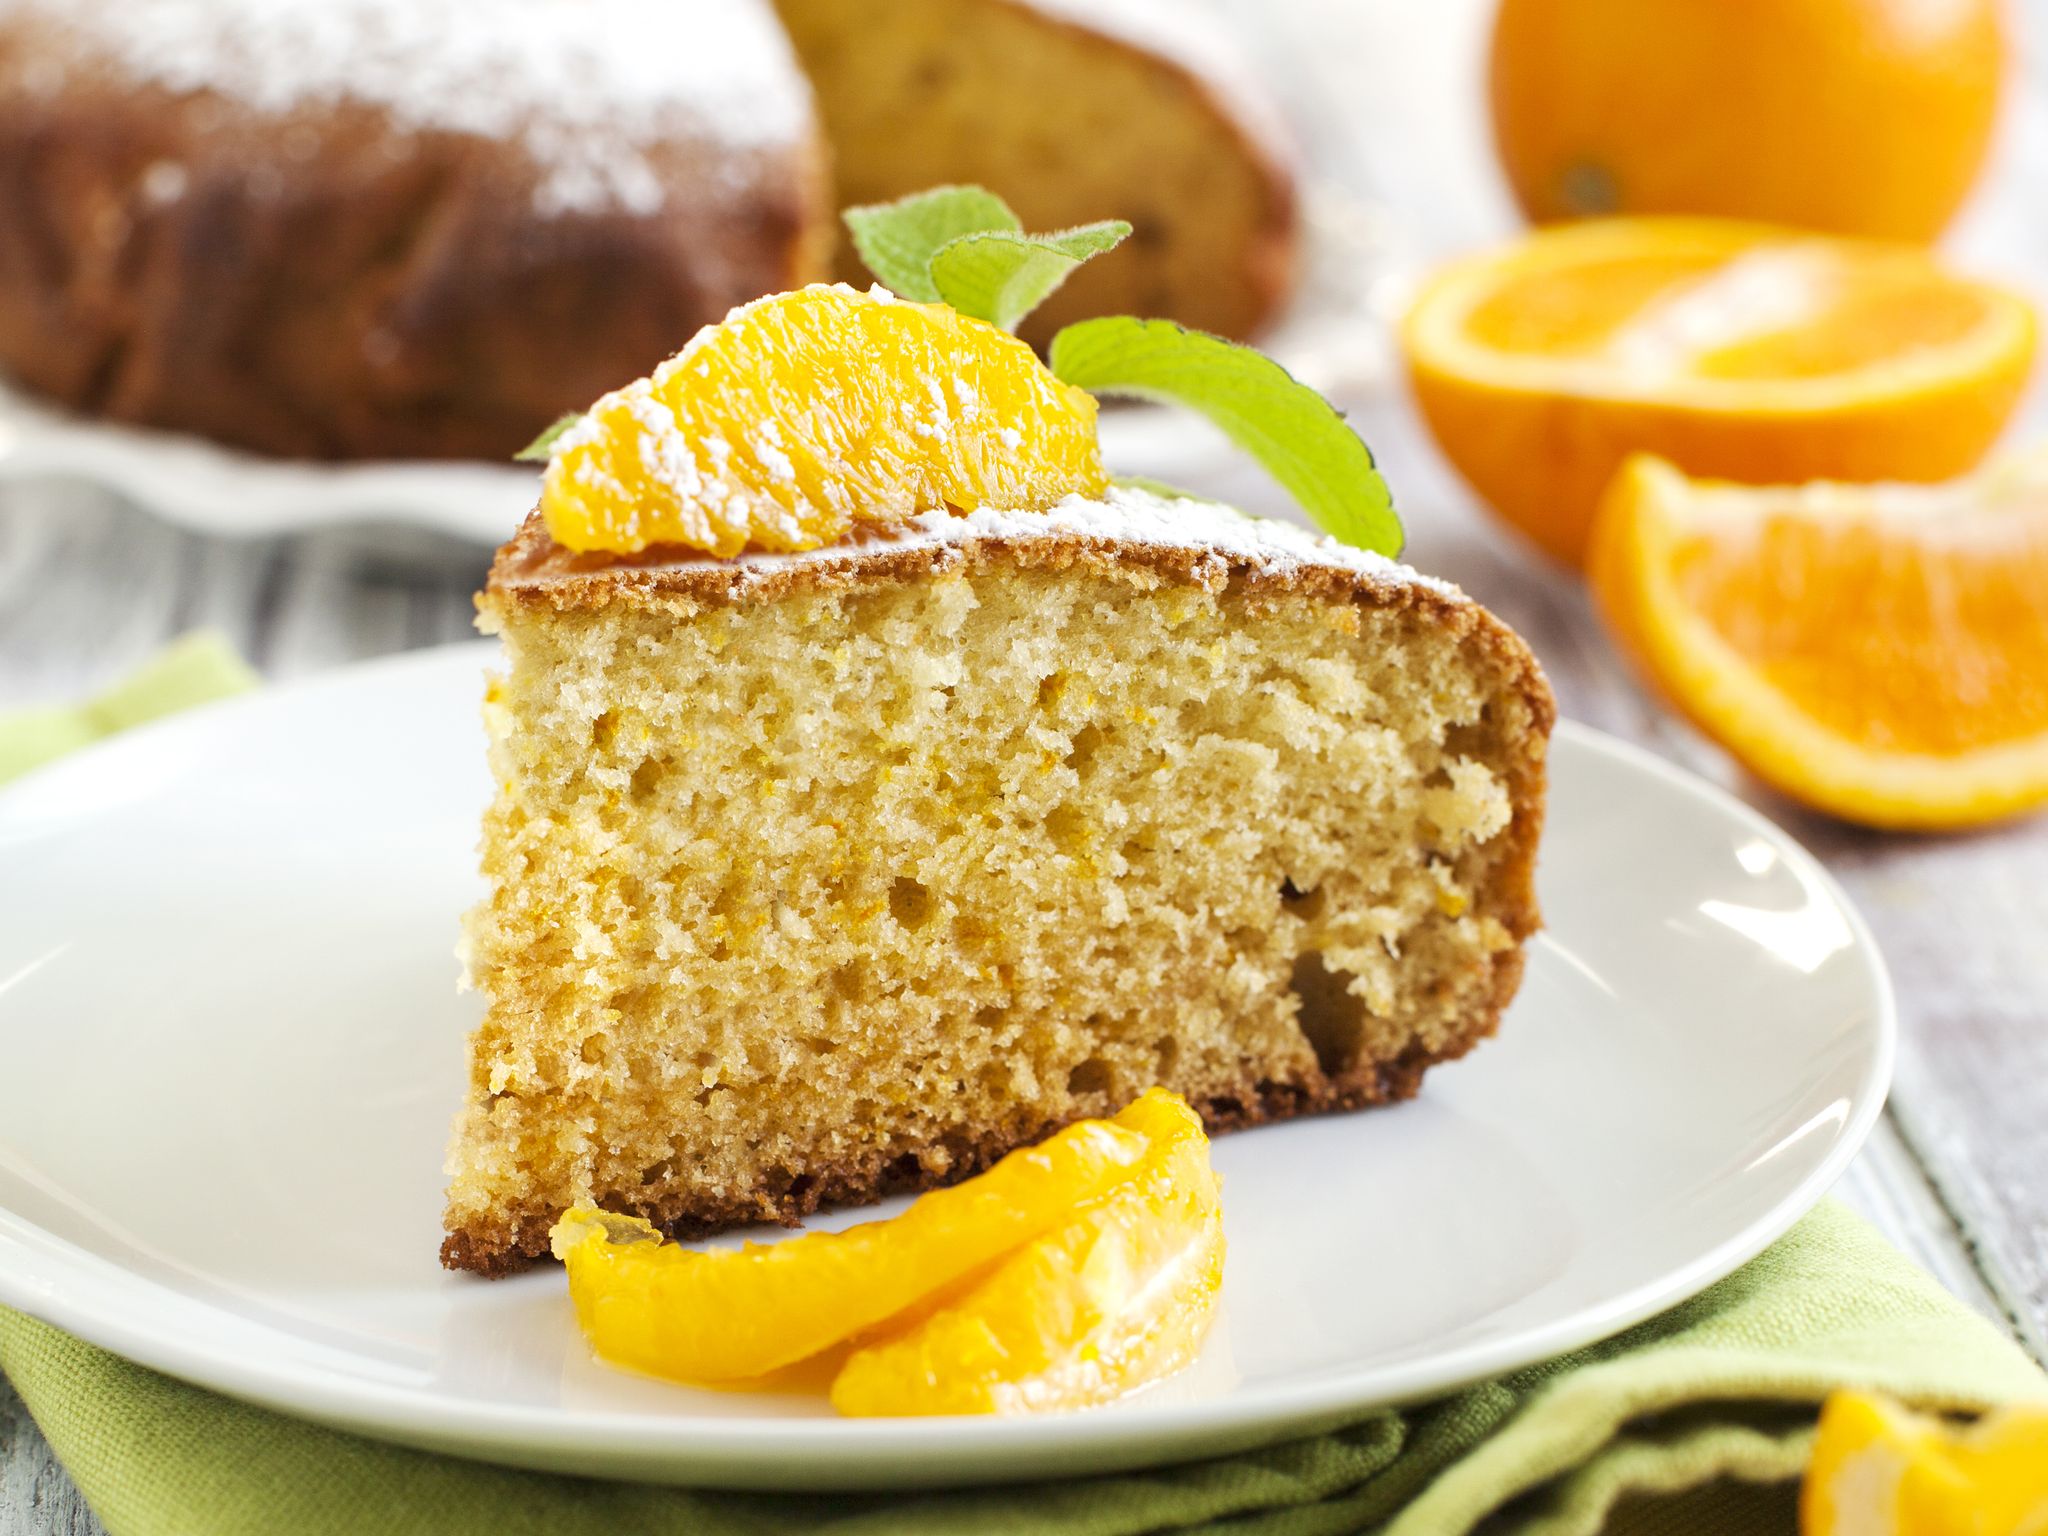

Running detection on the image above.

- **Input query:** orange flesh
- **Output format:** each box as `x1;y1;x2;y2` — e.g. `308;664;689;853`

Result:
831;1089;1224;1416
1404;220;2036;573
1695;275;1992;380
1803;1391;2048;1535
1463;253;1720;355
540;285;1108;558
1670;502;2048;755
1460;241;2001;379
553;1089;1222;1413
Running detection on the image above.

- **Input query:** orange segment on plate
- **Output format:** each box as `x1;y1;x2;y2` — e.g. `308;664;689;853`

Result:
539;283;1108;557
1589;452;2048;831
550;1108;1149;1382
831;1088;1224;1417
1401;218;2036;568
1803;1391;2048;1535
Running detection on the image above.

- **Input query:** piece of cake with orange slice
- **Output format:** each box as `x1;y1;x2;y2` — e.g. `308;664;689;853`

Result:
442;191;1553;1274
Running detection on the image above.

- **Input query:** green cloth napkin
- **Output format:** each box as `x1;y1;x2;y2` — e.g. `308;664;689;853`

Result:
2;641;2044;1536
5;1205;2042;1536
0;630;258;785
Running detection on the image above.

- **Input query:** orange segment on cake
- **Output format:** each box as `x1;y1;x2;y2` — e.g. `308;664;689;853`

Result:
541;284;1108;558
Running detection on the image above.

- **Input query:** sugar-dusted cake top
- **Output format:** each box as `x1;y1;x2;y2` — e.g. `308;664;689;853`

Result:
951;489;1458;596
0;0;811;216
490;484;1462;609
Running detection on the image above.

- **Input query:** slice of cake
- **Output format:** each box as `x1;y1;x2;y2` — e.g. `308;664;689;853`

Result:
444;234;1551;1274
445;491;1551;1273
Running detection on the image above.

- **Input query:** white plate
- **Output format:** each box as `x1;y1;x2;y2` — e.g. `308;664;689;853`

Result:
0;192;1402;545
0;643;1892;1490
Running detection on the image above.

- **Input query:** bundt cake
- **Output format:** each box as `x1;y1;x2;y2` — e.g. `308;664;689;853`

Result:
0;0;829;460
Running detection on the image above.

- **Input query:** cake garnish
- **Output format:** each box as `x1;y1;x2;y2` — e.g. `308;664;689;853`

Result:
531;284;1107;558
1051;316;1401;555
548;1089;1224;1415
844;183;1134;331
524;184;1401;561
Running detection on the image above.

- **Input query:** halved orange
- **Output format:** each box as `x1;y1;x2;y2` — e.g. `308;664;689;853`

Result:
1590;452;2048;830
830;1089;1224;1416
540;283;1108;557
1803;1391;2048;1535
1402;218;2036;568
550;1109;1149;1382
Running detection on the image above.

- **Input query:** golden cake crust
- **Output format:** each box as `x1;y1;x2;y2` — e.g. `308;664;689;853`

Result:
439;1029;1507;1277
771;0;1301;344
485;509;1535;639
447;509;1552;1275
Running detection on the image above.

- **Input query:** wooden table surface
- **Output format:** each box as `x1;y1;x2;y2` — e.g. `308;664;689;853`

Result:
5;2;2045;1528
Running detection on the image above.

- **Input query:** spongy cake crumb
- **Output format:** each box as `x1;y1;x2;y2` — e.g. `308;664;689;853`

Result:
442;504;1552;1273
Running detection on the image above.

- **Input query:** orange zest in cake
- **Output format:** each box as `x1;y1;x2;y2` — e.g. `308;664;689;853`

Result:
550;1090;1224;1414
539;284;1109;557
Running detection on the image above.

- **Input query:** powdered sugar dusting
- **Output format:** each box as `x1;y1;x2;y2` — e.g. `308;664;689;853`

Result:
9;0;811;216
710;486;1457;600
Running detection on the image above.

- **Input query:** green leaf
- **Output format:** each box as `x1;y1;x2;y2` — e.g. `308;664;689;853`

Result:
1049;318;1403;557
515;412;583;464
843;186;1021;303
928;221;1131;332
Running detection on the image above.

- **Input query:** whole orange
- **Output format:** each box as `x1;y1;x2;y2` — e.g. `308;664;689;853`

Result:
1489;0;2008;242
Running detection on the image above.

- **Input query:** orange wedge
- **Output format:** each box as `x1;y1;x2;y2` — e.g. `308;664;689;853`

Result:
1590;452;2048;830
1402;218;2036;568
831;1089;1224;1416
551;1110;1148;1382
540;284;1108;557
1803;1391;2048;1535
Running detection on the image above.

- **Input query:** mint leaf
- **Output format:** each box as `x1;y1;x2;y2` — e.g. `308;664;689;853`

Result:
928;221;1131;331
1050;319;1402;556
843;186;1021;303
515;412;583;464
